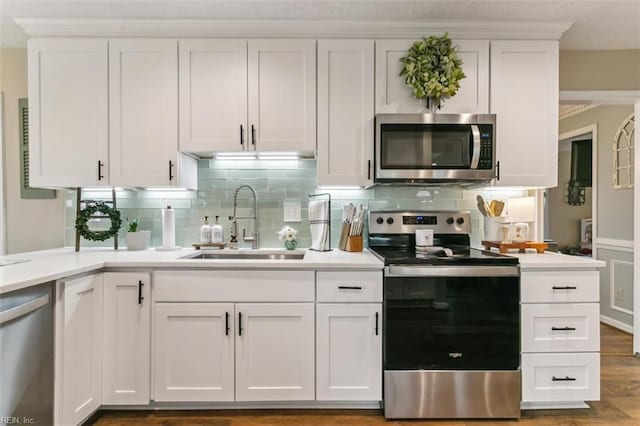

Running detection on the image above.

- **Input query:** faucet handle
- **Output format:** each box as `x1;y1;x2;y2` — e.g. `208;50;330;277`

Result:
242;228;256;242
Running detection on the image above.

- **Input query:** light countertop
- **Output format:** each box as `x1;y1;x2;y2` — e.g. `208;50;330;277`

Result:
0;247;384;295
504;250;606;270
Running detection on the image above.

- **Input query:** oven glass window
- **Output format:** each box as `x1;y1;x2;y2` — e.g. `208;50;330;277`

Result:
380;124;472;169
384;276;519;370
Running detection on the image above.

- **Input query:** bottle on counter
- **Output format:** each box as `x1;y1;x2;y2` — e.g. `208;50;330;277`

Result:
200;216;212;243
212;215;224;244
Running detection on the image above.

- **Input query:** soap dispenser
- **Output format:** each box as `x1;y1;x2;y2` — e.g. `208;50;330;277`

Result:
200;216;212;243
212;215;224;244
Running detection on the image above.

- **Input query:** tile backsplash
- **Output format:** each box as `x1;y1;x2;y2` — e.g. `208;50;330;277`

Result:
65;160;530;249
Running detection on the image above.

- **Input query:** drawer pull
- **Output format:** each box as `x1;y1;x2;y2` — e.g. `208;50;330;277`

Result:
225;312;230;336
552;286;577;290
338;285;363;290
138;280;144;305
552;376;577;382
375;312;379;336
551;326;577;331
238;312;243;336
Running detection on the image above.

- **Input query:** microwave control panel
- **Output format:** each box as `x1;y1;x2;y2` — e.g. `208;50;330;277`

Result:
477;124;494;169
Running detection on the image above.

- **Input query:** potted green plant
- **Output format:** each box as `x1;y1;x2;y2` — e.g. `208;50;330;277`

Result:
125;217;150;251
399;33;466;112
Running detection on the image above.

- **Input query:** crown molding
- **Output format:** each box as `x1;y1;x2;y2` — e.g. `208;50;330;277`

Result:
560;90;640;104
14;18;572;40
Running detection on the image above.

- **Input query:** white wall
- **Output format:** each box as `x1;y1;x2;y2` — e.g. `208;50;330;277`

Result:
0;48;65;254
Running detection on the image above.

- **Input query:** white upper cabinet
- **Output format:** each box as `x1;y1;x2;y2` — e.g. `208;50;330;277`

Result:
109;39;195;188
491;40;559;187
375;39;489;114
248;40;316;153
317;39;374;187
179;40;248;154
28;39;109;188
178;39;315;155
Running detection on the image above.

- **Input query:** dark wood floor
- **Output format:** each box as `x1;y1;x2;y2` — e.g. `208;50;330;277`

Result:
91;324;639;426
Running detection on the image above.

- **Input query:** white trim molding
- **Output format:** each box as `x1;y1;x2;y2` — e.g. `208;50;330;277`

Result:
609;259;634;316
559;104;598;120
560;91;640;105
14;18;572;40
635;101;640;355
596;237;634;253
600;315;634;334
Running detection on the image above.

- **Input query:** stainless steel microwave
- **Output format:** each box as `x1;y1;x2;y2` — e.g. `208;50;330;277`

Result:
375;113;497;185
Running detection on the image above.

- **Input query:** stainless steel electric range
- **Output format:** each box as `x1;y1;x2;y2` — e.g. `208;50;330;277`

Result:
368;210;521;419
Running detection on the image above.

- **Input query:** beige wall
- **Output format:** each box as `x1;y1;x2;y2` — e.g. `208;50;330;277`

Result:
560;50;640;91
559;105;634;241
0;48;65;254
547;145;592;248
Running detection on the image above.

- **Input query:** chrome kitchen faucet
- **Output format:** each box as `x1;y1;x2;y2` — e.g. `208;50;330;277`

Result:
229;184;259;249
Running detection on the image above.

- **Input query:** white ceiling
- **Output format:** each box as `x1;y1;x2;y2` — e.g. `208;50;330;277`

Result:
1;0;639;49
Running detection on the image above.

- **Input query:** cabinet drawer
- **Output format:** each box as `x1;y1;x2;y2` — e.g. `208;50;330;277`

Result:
316;271;382;302
521;271;599;303
521;303;600;353
154;270;314;302
522;353;600;402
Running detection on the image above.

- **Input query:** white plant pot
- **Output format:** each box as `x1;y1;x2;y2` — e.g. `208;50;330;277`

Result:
125;230;150;251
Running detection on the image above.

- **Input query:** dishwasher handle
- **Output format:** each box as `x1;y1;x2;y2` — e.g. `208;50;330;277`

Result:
0;294;50;326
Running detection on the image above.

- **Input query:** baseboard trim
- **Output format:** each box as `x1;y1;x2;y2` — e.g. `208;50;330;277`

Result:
521;401;590;410
600;315;634;334
101;401;382;410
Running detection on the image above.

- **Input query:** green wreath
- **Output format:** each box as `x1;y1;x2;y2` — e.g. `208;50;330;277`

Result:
399;33;466;109
75;202;122;242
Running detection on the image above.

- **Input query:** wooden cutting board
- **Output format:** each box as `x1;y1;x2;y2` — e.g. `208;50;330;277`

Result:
482;240;548;254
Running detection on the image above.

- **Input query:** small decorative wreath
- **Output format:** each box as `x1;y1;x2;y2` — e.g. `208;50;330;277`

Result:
399;33;466;110
75;201;122;242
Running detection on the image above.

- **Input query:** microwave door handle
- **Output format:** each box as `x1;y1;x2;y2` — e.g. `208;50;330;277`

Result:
470;124;481;169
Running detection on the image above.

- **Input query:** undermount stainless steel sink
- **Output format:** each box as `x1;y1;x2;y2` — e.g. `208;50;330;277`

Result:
182;251;305;260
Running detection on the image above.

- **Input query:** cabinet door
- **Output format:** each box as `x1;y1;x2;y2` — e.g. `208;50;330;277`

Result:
28;39;109;188
102;273;150;405
153;303;234;401
491;40;559;187
248;40;316;153
375;39;489;114
235;303;314;401
109;39;179;187
61;274;103;426
316;304;382;401
317;40;374;187
179;40;248;154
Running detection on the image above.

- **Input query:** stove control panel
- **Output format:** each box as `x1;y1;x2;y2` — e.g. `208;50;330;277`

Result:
369;210;472;235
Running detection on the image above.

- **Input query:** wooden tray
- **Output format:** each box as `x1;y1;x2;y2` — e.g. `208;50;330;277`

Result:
482;240;548;254
192;242;226;250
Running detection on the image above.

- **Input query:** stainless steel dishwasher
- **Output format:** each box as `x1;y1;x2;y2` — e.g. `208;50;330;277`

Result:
0;283;54;425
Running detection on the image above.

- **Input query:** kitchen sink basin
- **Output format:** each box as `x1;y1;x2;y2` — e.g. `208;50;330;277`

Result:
182;251;305;260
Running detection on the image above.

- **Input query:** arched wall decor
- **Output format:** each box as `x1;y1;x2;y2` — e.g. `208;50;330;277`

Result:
612;113;635;189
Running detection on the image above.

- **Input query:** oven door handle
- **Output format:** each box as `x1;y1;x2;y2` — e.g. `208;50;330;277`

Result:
470;124;481;169
385;265;520;277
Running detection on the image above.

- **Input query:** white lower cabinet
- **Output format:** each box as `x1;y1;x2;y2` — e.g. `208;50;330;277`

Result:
152;270;316;403
316;304;381;400
57;274;103;426
102;273;151;405
520;269;601;408
235;303;315;401
153;303;235;402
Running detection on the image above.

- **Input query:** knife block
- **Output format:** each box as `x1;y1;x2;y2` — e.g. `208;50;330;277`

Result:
345;235;363;252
